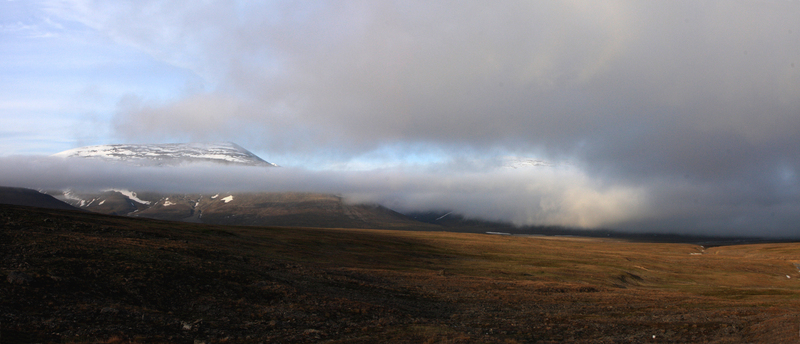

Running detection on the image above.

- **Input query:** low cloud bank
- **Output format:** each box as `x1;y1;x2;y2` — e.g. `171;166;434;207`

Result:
2;156;646;230
3;156;800;238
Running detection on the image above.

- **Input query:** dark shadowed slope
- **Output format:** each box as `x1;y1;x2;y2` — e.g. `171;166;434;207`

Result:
0;186;80;211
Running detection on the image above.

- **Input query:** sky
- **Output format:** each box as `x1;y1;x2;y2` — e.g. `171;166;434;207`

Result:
1;1;800;237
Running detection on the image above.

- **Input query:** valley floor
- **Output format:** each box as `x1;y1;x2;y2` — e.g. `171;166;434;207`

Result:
2;204;800;343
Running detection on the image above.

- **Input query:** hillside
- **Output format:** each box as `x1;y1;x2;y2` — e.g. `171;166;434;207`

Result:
50;190;437;230
3;203;800;343
0;186;80;211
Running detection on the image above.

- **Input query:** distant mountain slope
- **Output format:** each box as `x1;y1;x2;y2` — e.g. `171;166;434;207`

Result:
50;190;438;230
53;142;277;166
0;186;80;211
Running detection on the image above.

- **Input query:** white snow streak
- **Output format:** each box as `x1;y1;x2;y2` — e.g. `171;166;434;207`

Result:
108;189;151;205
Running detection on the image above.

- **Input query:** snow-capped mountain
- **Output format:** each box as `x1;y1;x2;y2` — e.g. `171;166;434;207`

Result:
53;142;277;167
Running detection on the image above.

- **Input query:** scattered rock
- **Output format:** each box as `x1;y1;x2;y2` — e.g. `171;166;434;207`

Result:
7;271;32;285
182;319;203;331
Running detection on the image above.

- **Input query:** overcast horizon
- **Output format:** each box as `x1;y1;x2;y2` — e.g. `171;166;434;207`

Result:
2;1;799;237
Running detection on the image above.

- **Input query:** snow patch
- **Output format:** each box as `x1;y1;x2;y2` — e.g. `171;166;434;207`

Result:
211;194;219;199
107;189;151;205
98;200;105;205
62;190;86;206
221;195;234;203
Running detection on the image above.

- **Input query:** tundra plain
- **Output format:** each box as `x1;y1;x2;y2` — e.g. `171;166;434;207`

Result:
2;204;800;343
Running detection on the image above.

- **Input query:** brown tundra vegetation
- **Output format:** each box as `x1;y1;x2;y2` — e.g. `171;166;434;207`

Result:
2;203;800;343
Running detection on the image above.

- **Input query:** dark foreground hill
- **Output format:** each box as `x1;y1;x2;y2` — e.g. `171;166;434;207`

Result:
3;204;800;343
0;186;80;211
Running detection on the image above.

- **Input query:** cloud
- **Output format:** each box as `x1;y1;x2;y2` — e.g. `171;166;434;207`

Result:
0;156;648;230
29;1;800;236
49;1;800;167
3;154;799;237
52;1;647;154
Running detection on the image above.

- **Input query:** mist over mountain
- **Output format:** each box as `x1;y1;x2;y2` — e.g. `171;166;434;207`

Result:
2;140;799;238
1;142;651;233
48;189;434;230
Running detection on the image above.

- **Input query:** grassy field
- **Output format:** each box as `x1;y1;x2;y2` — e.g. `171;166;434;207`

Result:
2;204;800;343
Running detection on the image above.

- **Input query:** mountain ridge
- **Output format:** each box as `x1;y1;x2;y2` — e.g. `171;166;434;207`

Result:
49;189;438;230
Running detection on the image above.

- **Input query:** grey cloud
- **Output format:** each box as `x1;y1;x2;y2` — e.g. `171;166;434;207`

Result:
3;155;799;237
67;1;799;164
58;1;646;154
0;156;647;231
43;1;800;236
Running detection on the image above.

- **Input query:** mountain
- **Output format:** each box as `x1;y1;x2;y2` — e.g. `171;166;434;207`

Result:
52;142;277;167
0;186;81;211
47;141;439;229
50;190;439;230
